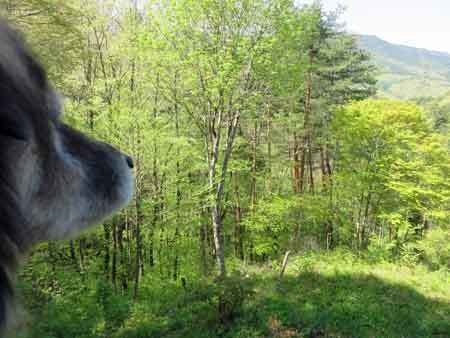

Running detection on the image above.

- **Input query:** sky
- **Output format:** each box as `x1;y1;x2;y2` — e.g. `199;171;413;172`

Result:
304;0;450;53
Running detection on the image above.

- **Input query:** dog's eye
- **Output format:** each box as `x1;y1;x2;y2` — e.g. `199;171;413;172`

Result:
0;125;28;142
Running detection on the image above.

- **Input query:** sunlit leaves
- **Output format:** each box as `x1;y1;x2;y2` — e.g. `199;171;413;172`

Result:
334;99;450;244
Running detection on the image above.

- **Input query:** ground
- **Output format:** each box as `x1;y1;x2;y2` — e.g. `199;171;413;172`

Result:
17;251;450;338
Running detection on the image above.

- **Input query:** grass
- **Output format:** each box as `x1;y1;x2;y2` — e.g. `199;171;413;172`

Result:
239;252;450;338
17;251;450;338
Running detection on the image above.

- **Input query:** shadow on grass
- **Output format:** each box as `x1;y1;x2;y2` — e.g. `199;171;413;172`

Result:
242;271;450;338
23;270;449;338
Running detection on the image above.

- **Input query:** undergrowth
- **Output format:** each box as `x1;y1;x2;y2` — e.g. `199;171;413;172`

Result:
16;251;450;338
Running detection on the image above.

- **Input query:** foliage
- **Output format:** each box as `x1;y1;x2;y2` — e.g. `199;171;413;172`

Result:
2;0;449;337
333;99;450;250
414;227;450;270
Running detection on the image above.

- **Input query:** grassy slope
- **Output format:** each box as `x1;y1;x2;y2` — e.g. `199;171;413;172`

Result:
241;253;450;338
17;252;450;338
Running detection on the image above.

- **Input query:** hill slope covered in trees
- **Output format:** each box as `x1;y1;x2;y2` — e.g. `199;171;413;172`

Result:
357;35;450;99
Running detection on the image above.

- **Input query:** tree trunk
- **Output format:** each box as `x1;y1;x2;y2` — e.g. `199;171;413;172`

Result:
211;205;226;277
320;145;327;189
133;197;143;300
199;208;210;275
233;172;244;260
207;105;240;277
78;238;85;274
173;72;181;281
293;133;301;194
112;221;117;290
148;227;154;268
300;50;314;193
361;191;372;248
279;251;291;279
172;228;180;281
250;120;258;208
308;140;314;193
103;224;110;275
69;240;77;269
266;101;273;192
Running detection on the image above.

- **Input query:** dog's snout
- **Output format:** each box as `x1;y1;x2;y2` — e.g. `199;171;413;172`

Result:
125;155;134;169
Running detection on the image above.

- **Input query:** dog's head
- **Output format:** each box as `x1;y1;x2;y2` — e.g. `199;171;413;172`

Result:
0;19;134;330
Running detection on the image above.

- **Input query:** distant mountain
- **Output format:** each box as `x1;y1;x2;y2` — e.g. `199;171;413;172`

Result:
356;35;450;99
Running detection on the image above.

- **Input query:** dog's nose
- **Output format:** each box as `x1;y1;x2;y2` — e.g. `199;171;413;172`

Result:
125;155;134;169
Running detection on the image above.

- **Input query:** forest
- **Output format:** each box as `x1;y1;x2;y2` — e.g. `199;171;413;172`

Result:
1;1;449;337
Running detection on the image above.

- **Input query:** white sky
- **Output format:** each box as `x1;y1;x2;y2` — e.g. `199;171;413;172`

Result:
303;0;450;53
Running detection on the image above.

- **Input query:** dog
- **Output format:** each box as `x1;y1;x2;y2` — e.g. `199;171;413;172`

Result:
0;19;134;333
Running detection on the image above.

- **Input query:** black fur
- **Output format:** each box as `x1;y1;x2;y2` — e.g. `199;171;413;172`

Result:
0;19;39;331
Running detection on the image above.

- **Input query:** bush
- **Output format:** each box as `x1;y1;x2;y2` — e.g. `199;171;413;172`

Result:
217;273;254;325
415;227;450;270
95;279;131;331
366;236;397;262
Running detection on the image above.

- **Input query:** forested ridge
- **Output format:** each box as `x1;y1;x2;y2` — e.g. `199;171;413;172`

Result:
1;1;449;337
357;34;450;99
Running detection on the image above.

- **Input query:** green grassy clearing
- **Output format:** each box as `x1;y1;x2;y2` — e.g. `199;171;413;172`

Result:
17;252;450;338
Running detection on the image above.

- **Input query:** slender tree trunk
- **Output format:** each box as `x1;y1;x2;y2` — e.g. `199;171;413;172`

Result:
199;207;210;275
356;192;365;249
211;205;226;277
361;191;372;248
150;72;160;271
148;226;155;268
173;72;181;281
320;145;327;189
103;224;110;275
172;229;180;281
158;226;165;277
118;221;128;291
112;221;117;290
308;140;314;193
233;172;244;260
266;101;273;192
208;110;240;277
69;240;77;269
126;211;133;278
300;50;314;193
279;251;291;279
250;120;258;207
299;143;307;193
78;238;85;274
134;197;143;300
293;133;301;193
325;145;332;177
211;214;225;275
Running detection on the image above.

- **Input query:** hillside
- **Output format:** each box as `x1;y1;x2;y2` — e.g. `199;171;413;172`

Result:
357;35;450;99
19;252;450;338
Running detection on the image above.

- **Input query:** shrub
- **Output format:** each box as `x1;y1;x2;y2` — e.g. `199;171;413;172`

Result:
415;227;450;270
217;273;254;326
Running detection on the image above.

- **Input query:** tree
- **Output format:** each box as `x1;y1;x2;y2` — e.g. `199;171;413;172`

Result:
146;0;276;277
333;99;450;248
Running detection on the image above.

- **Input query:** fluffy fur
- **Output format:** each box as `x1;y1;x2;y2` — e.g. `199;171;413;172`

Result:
0;19;134;334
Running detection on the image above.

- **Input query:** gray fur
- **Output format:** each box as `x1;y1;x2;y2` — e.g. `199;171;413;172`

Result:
0;19;134;334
